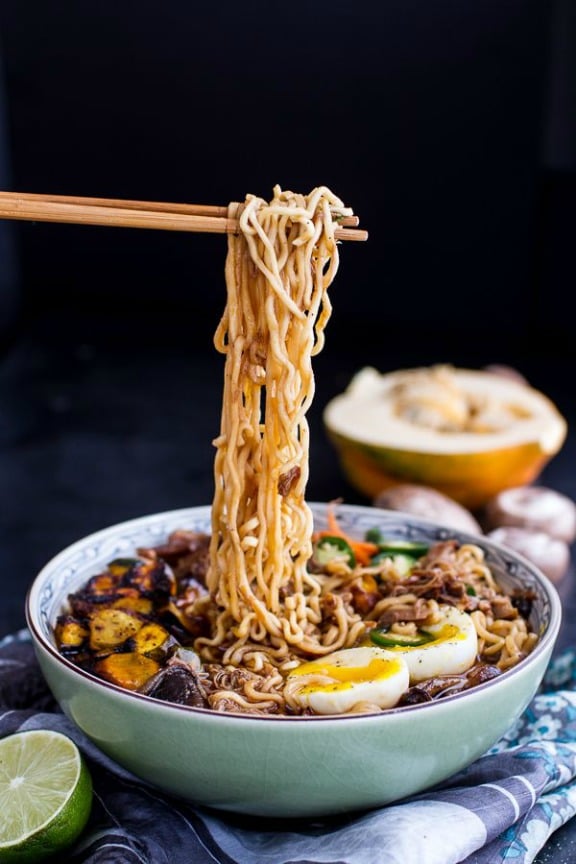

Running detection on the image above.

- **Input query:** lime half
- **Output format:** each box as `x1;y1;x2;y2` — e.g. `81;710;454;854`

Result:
0;729;93;863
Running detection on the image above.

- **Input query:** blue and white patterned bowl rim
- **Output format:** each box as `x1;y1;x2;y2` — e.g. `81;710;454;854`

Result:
27;502;562;716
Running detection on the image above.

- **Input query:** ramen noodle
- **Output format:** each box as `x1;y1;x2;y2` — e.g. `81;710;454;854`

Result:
205;186;358;662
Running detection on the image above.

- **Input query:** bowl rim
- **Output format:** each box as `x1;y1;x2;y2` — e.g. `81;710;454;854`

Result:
26;502;563;724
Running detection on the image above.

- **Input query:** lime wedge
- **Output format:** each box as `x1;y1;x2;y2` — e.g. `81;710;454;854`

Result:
0;729;92;863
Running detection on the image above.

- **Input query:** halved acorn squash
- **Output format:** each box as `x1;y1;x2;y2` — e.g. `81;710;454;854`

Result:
323;365;567;510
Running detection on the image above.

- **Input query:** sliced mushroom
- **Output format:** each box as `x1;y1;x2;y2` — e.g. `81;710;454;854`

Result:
139;663;208;708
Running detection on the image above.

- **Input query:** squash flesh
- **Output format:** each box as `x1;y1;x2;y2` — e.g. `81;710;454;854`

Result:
94;652;161;690
88;608;143;651
324;367;567;509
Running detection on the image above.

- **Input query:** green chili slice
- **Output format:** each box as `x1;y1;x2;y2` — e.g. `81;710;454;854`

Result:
370;552;417;576
370;629;435;648
313;535;356;567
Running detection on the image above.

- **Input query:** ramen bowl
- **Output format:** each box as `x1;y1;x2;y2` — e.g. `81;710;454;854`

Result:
26;503;561;818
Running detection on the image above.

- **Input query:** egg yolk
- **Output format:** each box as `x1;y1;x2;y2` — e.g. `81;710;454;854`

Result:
387;623;463;651
290;656;405;692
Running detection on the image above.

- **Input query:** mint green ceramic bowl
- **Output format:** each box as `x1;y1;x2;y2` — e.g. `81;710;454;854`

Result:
26;503;561;818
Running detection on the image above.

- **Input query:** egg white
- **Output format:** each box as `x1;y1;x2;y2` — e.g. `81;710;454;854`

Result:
387;604;478;682
286;646;410;715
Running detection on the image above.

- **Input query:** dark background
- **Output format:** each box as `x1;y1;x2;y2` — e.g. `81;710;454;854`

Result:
1;0;575;635
1;0;574;353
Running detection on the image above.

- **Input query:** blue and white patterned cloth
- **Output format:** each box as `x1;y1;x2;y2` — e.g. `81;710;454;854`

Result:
2;629;576;864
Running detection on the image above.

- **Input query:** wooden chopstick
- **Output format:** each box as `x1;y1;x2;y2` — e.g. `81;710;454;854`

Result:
0;191;230;218
0;196;237;235
0;192;366;240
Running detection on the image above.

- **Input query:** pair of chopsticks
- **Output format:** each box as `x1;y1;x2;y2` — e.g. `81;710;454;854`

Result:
0;191;368;241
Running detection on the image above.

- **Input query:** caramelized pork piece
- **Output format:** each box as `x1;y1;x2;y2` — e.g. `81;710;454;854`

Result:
139;531;211;582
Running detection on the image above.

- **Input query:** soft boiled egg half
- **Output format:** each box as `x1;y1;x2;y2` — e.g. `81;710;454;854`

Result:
286;647;410;715
286;605;478;715
371;604;479;683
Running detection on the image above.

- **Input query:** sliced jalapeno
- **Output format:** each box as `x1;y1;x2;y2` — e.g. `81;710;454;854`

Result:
364;529;429;558
313;535;356;567
370;552;416;576
370;629;434;648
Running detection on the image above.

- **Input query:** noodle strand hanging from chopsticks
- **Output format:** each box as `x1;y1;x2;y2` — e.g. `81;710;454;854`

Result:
204;185;359;662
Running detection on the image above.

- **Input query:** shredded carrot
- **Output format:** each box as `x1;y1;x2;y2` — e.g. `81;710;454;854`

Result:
313;504;379;566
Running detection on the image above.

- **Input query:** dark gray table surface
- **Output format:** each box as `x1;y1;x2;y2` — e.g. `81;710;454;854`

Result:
1;319;575;861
